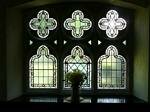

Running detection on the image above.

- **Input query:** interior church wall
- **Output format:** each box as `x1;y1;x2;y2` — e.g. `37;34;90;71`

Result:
6;8;23;101
0;3;7;101
148;5;150;102
133;7;149;102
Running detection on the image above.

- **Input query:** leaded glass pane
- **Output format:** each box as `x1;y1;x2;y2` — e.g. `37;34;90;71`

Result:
97;45;126;89
98;10;126;38
64;10;92;38
29;10;57;38
63;46;92;89
29;45;57;88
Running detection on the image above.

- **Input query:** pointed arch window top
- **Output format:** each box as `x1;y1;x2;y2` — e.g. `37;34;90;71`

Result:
105;45;118;56
36;45;50;56
64;46;92;89
99;45;126;63
29;45;57;88
64;10;92;38
64;46;91;63
71;46;84;57
98;10;127;38
29;10;57;38
98;45;126;89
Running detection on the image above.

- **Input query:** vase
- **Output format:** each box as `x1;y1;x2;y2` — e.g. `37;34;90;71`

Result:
71;83;80;103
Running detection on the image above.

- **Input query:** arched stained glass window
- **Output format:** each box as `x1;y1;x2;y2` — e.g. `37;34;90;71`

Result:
63;46;92;89
29;45;57;88
97;45;126;89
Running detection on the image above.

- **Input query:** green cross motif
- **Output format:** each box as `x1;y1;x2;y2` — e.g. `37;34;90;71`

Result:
29;10;57;38
64;10;92;38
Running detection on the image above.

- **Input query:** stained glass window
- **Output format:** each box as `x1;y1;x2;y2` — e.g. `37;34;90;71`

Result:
63;46;92;89
29;45;57;88
25;4;132;94
97;45;126;89
98;10;126;38
64;10;92;38
29;10;57;38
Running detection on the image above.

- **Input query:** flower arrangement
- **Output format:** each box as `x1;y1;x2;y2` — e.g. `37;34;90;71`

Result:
65;69;87;87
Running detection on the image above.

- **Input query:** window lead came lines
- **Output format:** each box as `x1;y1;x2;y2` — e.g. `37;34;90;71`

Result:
97;45;126;89
29;45;57;88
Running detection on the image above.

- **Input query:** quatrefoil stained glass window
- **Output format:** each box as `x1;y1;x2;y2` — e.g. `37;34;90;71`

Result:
29;10;57;38
97;45;126;89
64;10;92;38
29;45;57;88
63;46;92;89
98;10;127;38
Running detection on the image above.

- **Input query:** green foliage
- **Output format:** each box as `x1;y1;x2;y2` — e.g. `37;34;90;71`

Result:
65;69;87;86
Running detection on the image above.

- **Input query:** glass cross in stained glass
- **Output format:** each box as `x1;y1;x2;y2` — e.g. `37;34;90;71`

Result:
29;10;57;38
64;10;92;38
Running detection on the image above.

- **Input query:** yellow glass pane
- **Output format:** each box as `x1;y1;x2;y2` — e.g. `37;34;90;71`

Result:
34;63;39;69
33;70;39;76
39;70;44;76
102;62;107;69
44;63;48;69
49;77;53;84
34;77;39;84
44;70;49;76
43;77;48;84
38;63;44;69
102;78;107;84
39;77;43;84
48;63;53;69
48;70;54;77
112;62;117;70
